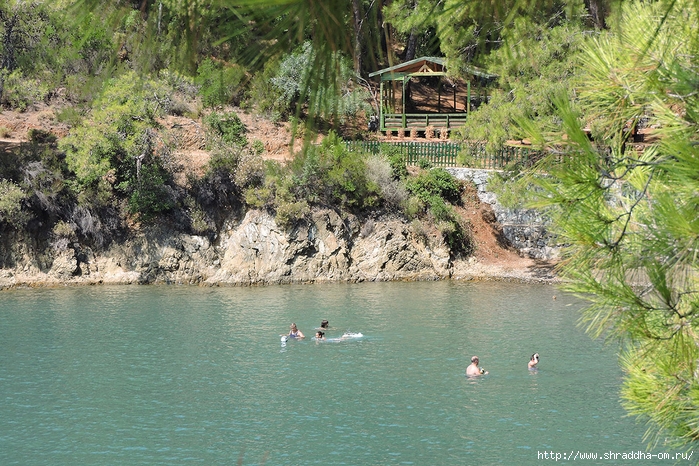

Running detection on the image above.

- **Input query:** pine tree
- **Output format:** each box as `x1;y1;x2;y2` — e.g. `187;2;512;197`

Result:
523;0;699;449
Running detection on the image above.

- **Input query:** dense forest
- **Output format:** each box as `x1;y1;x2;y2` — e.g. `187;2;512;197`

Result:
0;0;698;452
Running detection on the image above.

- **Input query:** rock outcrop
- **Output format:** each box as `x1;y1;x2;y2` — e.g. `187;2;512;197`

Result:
0;208;455;288
0;168;564;288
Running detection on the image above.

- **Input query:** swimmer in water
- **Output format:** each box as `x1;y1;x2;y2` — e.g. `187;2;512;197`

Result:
466;356;488;376
528;353;540;370
315;331;326;341
281;323;305;339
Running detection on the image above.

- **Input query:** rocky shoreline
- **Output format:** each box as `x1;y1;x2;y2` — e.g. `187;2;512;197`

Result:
0;208;560;290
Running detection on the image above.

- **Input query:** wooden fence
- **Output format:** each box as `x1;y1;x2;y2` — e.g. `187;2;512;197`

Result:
343;140;542;169
381;113;469;131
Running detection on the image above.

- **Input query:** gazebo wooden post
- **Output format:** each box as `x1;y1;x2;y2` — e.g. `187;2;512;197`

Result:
453;85;456;112
379;80;384;130
467;81;471;114
402;76;407;130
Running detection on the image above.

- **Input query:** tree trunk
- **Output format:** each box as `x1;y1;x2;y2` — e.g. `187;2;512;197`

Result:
0;11;18;72
585;0;608;29
352;0;363;75
405;30;417;61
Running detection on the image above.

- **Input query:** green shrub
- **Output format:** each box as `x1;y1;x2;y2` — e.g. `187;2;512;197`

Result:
1;70;49;111
189;206;211;235
404;196;425;219
242;159;288;210
244;185;273;209
405;168;461;205
436;217;473;255
365;154;408;210
289;132;380;212
60;72;170;187
251;139;265;156
245;57;280;114
204;111;248;147
59;72;177;220
55;107;83;127
0;179;29;228
402;167;473;255
52;220;76;239
0;127;11;138
120;160;174;218
427;195;452;222
195;58;245;108
380;144;409;180
234;151;264;189
275;200;309;229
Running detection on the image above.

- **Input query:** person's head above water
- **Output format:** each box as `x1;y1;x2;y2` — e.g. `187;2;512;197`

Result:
316;331;325;339
287;323;305;338
321;320;329;328
467;355;487;375
528;353;540;369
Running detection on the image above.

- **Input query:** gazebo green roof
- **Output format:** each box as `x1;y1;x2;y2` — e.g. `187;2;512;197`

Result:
369;56;496;81
369;57;497;81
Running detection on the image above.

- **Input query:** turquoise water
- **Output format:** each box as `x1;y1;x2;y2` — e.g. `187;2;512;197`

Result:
0;281;664;465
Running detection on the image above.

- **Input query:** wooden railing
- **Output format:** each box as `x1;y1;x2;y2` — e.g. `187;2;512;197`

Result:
343;140;542;169
381;113;468;131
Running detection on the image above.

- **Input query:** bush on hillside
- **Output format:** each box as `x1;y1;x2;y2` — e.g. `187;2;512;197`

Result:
289;131;380;212
0;70;49;111
0;180;29;228
204;111;248;147
59;72;176;220
196;58;245;108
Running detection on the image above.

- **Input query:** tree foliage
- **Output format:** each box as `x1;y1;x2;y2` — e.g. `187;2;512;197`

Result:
522;0;699;449
60;71;175;217
455;18;586;150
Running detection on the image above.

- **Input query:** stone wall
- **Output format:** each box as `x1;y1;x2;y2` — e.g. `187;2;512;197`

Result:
446;168;560;260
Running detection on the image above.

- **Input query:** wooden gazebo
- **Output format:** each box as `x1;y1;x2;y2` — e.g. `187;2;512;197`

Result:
369;57;496;134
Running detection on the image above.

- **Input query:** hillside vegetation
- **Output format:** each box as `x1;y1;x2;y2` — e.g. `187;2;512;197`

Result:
1;0;699;451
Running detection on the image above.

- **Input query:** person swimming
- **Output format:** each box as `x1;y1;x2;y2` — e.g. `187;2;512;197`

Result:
283;323;305;339
315;331;326;341
466;356;488;376
528;353;540;370
316;319;330;330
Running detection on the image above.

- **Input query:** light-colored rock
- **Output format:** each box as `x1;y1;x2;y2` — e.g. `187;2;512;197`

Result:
0;208;460;287
0;169;562;288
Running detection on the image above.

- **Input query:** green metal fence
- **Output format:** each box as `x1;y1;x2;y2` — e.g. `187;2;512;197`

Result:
342;140;542;169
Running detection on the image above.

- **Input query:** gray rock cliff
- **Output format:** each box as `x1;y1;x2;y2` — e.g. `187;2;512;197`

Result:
0;208;453;287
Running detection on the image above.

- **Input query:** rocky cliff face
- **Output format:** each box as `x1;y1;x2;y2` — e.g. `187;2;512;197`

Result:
0;168;563;288
0;208;453;288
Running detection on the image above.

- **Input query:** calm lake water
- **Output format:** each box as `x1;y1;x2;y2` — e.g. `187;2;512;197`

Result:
0;281;666;465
